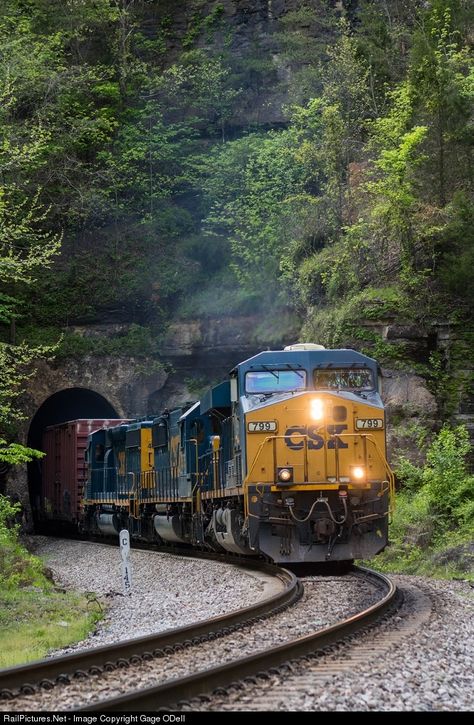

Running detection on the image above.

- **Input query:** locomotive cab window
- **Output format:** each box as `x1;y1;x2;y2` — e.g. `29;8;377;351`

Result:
313;368;374;391
245;369;307;394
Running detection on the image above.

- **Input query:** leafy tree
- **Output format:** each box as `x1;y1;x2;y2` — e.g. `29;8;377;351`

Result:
396;424;474;535
410;0;473;206
0;68;61;464
0;0;472;427
203;127;315;295
275;2;338;105
355;0;421;93
364;82;428;272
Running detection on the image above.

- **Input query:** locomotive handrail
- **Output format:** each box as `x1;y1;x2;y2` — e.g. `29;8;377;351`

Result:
243;430;394;507
244;433;310;484
127;472;137;518
336;433;396;510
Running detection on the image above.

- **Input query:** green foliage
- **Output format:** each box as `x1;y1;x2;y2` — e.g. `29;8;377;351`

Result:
0;493;103;665
0;0;472;470
0;495;44;588
423;425;474;526
177;275;263;319
355;0;413;91
0;0;470;341
204;128;312;292
301;285;413;362
0;340;55;463
410;0;473;206
364;82;428;271
0;586;103;668
376;425;474;577
275;2;338;104
438;192;474;308
17;324;166;361
0;440;45;465
182;4;224;48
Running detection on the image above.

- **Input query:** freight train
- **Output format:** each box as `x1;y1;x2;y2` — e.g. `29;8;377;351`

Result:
39;344;394;563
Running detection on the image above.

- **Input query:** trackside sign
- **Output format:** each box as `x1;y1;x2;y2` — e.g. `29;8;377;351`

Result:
119;528;132;595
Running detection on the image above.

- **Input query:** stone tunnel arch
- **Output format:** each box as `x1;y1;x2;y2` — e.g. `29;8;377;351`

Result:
27;387;119;527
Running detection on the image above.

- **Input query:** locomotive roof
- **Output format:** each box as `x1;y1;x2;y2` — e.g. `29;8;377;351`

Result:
232;347;379;375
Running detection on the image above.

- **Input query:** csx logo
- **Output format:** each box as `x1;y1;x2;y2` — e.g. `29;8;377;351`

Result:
284;425;349;450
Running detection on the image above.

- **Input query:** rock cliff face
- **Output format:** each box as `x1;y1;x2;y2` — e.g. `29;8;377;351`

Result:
153;0;341;124
374;320;473;465
382;370;438;464
4;0;473;510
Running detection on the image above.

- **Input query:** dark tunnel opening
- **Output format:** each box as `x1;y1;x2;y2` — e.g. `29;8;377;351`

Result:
27;388;118;527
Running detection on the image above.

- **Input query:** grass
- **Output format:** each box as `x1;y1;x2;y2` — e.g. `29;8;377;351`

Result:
368;545;474;582
0;587;103;668
368;527;474;582
0;494;105;669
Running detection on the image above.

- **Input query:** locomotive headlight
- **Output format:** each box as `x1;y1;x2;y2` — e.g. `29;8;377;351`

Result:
351;466;365;481
310;398;324;421
277;467;293;484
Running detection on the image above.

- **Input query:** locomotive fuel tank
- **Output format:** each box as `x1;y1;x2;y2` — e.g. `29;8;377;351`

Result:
153;514;188;544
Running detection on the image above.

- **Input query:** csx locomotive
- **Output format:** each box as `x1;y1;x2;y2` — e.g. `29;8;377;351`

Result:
82;344;394;563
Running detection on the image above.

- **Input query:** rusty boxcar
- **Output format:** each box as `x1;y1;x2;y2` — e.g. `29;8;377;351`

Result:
41;419;129;526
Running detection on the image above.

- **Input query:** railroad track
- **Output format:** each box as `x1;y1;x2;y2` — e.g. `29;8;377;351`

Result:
199;579;434;711
0;558;299;703
74;566;397;712
0;555;399;713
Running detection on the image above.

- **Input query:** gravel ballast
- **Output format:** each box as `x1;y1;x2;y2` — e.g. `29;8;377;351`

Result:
4;539;472;712
3;540;381;711
29;537;273;651
198;574;474;712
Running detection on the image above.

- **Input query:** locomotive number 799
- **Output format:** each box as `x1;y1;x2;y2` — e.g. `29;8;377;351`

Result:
248;421;278;432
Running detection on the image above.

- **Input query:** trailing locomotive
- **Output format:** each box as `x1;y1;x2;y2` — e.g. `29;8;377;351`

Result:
81;344;394;563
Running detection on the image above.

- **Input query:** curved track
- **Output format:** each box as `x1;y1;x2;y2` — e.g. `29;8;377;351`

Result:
0;559;299;702
75;566;397;712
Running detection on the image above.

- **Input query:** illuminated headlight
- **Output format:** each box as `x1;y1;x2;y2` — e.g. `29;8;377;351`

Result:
310;398;324;421
351;466;365;481
277;467;293;484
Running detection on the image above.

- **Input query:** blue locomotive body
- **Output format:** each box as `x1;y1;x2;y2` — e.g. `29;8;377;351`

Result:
81;345;394;563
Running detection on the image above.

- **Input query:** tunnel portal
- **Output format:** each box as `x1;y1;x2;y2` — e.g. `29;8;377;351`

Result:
27;388;119;527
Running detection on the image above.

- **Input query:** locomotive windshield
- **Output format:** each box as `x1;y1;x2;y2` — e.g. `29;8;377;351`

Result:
245;369;307;394
313;368;374;390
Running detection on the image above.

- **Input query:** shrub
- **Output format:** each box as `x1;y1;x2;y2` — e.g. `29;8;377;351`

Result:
423;425;474;529
0;495;47;590
375;425;474;577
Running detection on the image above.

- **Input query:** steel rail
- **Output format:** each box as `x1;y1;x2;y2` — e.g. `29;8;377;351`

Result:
0;560;300;698
77;566;398;712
